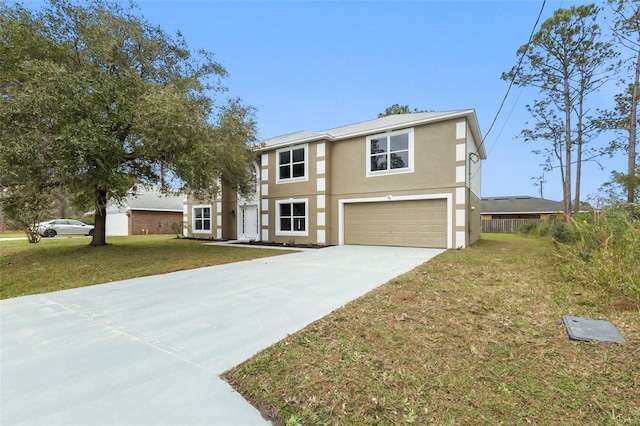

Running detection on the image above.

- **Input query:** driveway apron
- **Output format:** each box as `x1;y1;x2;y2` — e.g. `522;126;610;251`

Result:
1;245;444;425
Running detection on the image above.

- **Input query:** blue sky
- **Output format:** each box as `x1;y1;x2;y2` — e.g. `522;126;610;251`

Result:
136;0;626;202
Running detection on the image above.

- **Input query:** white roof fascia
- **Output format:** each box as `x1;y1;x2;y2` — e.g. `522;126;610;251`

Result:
330;110;480;142
258;110;486;156
261;132;335;150
129;208;183;212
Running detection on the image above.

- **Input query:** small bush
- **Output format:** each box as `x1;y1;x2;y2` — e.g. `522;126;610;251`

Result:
554;204;640;300
518;221;539;235
535;216;575;244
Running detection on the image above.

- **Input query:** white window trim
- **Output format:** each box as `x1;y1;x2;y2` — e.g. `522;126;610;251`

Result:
366;128;414;177
192;204;212;234
276;144;309;184
275;198;309;237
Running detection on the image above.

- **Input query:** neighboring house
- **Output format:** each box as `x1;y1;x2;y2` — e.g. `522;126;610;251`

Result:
481;196;564;220
185;110;486;249
106;187;184;236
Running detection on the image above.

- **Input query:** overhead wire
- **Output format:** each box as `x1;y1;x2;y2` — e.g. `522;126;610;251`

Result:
470;0;547;185
480;0;547;145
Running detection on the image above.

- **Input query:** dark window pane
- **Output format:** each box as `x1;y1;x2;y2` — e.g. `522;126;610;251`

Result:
292;163;305;177
279;151;290;165
370;138;387;154
195;221;203;230
390;133;408;151
279;165;290;179
371;154;387;171
195;208;202;219
280;218;291;231
280;203;291;216
292;148;305;162
203;207;210;218
390;152;408;169
292;202;305;216
203;219;210;230
294;218;305;231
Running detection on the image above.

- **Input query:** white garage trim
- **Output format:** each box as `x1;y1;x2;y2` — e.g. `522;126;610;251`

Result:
338;193;453;248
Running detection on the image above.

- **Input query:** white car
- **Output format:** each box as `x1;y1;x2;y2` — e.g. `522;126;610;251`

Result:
35;219;95;238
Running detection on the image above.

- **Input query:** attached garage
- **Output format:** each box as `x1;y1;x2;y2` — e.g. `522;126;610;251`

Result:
343;198;448;248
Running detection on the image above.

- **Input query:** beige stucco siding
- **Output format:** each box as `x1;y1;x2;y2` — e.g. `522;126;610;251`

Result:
260;140;330;244
327;119;466;248
469;192;481;245
255;114;480;248
184;112;483;248
185;196;219;239
330;120;459;196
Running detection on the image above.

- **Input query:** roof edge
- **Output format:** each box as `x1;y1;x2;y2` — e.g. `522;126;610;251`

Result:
257;109;486;155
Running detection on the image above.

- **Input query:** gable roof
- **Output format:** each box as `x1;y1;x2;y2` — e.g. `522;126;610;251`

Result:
112;187;184;212
260;110;486;158
481;196;564;214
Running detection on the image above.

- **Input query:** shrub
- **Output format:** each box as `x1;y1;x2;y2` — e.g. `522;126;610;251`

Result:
518;221;539;235
536;217;575;243
554;204;640;300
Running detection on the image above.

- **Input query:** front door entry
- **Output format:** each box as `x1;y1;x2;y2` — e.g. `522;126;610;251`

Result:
240;205;259;240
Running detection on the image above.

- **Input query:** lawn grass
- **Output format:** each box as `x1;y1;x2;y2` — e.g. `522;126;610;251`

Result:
224;234;640;425
0;235;293;299
0;230;27;239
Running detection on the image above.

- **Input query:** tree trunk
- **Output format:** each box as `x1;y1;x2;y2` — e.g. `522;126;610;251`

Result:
58;192;68;219
574;93;584;214
563;75;573;219
574;146;582;213
90;188;108;246
629;38;639;204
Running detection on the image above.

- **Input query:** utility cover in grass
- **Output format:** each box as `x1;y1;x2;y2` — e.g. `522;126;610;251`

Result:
562;315;625;343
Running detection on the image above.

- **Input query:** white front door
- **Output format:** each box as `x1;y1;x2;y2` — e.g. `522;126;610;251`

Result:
239;205;259;240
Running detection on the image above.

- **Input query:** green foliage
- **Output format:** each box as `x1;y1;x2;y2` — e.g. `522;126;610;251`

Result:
599;167;640;205
518;221;540;235
503;4;619;217
167;220;185;238
377;104;430;118
285;414;302;426
0;0;256;246
535;217;575;244
554;204;640;299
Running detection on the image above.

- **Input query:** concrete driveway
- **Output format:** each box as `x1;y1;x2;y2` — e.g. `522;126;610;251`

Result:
1;245;443;425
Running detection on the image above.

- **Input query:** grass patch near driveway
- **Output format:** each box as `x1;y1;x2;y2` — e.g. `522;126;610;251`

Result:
224;234;640;425
1;235;293;299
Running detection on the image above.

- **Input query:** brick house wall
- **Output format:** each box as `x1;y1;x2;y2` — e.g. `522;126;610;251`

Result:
130;210;182;235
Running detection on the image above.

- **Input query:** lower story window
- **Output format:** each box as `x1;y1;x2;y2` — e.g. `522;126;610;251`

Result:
193;206;211;232
276;199;308;236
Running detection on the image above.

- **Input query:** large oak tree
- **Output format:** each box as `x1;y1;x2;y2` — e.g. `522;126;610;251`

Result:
0;0;257;245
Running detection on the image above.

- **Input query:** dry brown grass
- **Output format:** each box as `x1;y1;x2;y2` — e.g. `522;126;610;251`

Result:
224;234;640;425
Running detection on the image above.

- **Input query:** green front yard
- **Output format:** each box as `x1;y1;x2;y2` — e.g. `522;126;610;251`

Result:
0;235;292;299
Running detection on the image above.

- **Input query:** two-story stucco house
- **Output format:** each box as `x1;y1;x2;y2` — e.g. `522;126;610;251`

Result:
184;110;485;249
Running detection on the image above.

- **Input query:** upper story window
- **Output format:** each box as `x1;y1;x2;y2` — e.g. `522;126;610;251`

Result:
193;206;211;233
277;144;308;183
366;128;414;177
248;163;258;193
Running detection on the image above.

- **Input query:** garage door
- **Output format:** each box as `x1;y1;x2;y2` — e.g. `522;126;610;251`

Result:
344;199;448;248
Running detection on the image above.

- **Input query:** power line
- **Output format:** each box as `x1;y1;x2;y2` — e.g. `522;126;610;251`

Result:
481;0;547;145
